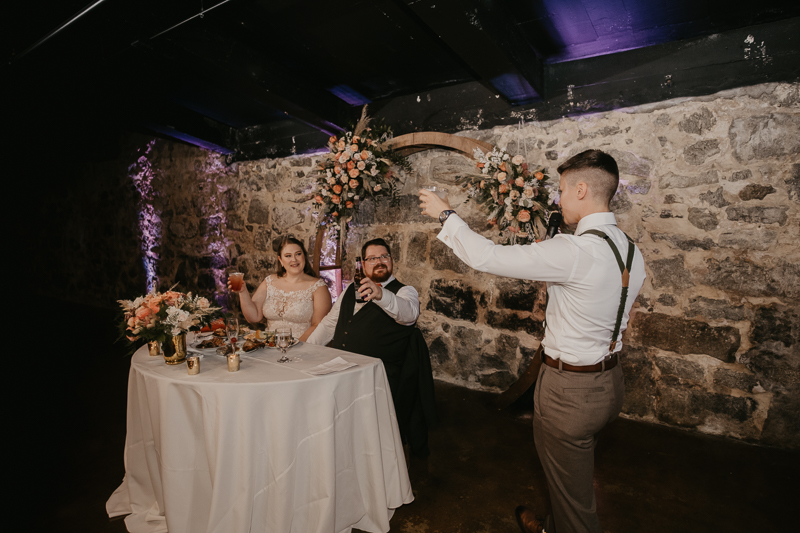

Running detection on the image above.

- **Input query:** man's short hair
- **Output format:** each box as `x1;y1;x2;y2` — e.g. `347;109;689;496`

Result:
557;149;620;205
361;238;391;259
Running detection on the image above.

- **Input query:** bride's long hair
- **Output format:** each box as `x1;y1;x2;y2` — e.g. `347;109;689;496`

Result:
273;236;317;277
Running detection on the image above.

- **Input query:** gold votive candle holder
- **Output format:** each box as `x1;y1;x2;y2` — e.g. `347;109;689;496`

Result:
227;353;240;372
148;341;161;356
186;356;200;375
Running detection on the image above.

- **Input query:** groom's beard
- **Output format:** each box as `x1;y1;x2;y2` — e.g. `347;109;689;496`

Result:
369;265;391;283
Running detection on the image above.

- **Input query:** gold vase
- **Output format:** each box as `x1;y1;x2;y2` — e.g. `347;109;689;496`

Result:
163;333;187;365
147;341;162;356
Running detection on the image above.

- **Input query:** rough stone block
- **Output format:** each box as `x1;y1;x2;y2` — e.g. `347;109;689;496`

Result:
426;279;479;322
271;205;304;231
654;355;705;382
738;184;776;201
610;190;632;213
486;310;544;337
659;170;719;189
651;233;716;251
664;194;682;204
607;150;653;178
752;304;799;349
450;325;484;366
729;113;800;162
406;232;429;267
760;385;800;449
687;207;718;230
657;294;677;306
625;179;652;195
704;257;800;299
684;139;720;165
633;313;740;362
169;220;198;239
786;163;800;204
494;333;519;362
649;255;694;289
431;238;471;274
699;187;730;208
354;194;429;225
742;347;799;393
247;198;270;224
620;346;656;418
495;278;541;312
227;213;245;232
713;368;758;392
718;229;777;251
654;113;670;126
678;107;716;135
727;169;753;182
687;296;749;321
253;226;271;252
545;150;558;160
655;386;756;427
429;155;477;184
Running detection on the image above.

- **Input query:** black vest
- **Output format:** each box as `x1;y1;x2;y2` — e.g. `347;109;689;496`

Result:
330;279;415;380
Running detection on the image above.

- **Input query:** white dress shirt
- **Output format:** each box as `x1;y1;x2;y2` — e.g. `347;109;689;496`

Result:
306;275;420;346
438;212;645;366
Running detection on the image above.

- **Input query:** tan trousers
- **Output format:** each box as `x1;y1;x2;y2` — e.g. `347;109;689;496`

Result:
533;363;624;533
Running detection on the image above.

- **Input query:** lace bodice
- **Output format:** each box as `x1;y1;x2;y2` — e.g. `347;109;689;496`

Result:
262;275;327;336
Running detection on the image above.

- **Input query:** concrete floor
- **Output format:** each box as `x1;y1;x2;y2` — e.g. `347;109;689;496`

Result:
14;301;797;532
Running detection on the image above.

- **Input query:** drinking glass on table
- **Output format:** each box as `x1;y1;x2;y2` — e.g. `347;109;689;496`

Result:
423;185;448;199
276;327;292;363
226;317;240;353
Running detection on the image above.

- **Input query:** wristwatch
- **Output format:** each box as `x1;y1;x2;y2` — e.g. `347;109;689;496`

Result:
439;210;457;226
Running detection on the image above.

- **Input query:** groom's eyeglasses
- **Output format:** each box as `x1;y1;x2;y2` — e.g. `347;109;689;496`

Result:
364;254;391;264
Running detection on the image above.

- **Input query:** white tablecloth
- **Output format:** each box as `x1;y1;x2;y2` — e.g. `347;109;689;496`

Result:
106;339;413;533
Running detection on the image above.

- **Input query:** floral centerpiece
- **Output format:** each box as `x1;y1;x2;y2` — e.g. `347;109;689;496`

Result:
117;287;222;360
456;147;559;245
313;106;409;234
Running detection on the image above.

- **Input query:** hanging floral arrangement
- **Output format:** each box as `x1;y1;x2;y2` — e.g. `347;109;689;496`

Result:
312;106;410;236
456;147;559;245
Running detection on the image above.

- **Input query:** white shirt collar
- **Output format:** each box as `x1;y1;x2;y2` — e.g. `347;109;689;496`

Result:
575;212;617;235
379;275;396;287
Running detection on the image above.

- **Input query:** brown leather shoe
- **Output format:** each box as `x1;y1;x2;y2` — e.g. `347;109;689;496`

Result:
514;506;544;533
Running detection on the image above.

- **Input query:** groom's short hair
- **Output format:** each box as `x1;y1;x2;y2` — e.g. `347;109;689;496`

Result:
361;238;391;259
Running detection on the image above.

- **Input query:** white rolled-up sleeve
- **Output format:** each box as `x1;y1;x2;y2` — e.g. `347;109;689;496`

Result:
373;284;420;326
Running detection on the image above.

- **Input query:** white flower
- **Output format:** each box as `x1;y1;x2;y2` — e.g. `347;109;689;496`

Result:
504;197;512;206
512;155;525;165
338;153;350;164
370;167;379;176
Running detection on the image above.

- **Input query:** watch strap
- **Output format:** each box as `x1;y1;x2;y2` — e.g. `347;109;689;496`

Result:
439;210;457;226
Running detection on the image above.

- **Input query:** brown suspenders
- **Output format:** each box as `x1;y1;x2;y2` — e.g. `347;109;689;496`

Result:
580;229;636;353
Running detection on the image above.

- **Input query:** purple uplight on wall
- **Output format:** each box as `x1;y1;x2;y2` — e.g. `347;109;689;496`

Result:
129;140;162;292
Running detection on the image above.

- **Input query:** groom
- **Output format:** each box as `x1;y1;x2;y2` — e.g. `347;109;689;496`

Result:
308;238;435;456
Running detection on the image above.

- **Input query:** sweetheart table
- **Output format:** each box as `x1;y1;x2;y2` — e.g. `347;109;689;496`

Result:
106;340;413;533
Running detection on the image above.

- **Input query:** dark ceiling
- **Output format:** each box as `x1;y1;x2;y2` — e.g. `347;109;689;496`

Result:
7;0;800;163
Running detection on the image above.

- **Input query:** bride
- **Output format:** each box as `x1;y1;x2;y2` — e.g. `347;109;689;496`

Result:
229;236;332;342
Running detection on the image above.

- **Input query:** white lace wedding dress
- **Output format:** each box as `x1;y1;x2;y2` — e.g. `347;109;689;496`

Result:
262;275;327;336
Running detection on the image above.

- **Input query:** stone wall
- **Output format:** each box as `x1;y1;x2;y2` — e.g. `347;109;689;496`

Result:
46;82;799;449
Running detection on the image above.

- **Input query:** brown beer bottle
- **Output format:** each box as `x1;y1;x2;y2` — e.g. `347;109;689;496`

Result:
354;256;366;303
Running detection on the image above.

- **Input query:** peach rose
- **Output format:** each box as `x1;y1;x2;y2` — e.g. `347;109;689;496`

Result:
523;187;535;198
348;168;360;178
374;184;382;192
332;211;338;217
339;153;350;164
346;201;354;208
333;184;342;194
497;172;507;182
315;195;324;203
360;150;369;160
347;160;355;170
512;155;525;165
517;210;531;222
351;144;359;152
510;190;520;200
337;140;346;150
329;136;337;144
515;177;525;187
357;161;366;170
334;165;341;174
499;183;508;194
331;195;341;204
349;179;359;188
500;163;507;172
535;172;544;180
353;136;360;143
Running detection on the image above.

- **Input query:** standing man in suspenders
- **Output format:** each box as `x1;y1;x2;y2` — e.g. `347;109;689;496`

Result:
419;150;646;533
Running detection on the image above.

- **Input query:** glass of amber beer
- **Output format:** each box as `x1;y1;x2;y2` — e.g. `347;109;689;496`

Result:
229;272;244;292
